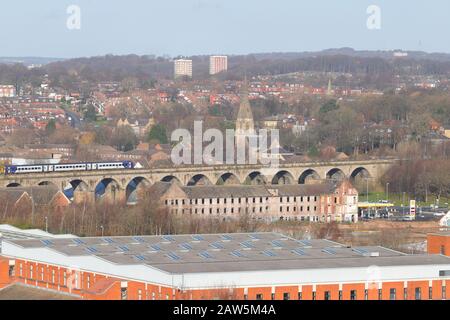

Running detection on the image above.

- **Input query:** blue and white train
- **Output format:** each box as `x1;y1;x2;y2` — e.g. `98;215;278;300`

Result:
2;161;135;175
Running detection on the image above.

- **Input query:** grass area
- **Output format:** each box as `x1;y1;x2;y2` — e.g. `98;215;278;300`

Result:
362;192;450;207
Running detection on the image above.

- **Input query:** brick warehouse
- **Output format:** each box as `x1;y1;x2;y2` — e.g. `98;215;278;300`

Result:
1;231;450;300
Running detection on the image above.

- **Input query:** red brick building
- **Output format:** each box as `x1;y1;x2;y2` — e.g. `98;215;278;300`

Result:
1;232;450;300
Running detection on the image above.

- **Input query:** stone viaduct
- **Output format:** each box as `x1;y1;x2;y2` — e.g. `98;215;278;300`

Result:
0;159;396;204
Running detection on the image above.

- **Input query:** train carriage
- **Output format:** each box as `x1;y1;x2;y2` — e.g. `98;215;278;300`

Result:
4;161;135;175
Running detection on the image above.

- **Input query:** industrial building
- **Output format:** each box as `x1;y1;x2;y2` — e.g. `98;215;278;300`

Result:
1;231;450;300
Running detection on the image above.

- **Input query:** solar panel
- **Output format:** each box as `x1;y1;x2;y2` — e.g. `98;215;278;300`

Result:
103;237;114;244
249;234;261;240
221;235;232;241
262;250;277;257
118;245;130;252
166;252;181;261
192;235;204;241
322;248;337;255
292;248;306;256
199;251;214;260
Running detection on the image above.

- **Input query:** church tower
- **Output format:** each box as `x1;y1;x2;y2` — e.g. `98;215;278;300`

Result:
235;80;257;164
235;81;255;136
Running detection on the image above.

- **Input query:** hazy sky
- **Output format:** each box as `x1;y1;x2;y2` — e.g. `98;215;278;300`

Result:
0;0;448;58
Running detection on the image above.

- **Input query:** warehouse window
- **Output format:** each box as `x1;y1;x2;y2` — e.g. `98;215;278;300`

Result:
324;291;331;300
63;272;67;286
415;288;421;300
271;293;275;300
30;265;33;279
298;292;302;300
283;292;290;300
429;287;433;300
350;290;357;300
364;290;368;300
390;288;396;300
256;294;263;300
404;288;408;300
121;287;128;300
138;289;142;300
442;286;446;300
312;292;316;300
378;289;382;300
87;275;91;289
338;290;342;300
19;264;23;277
441;245;446;255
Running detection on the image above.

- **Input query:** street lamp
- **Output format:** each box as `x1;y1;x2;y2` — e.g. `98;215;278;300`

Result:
100;225;104;237
44;216;48;233
386;182;390;202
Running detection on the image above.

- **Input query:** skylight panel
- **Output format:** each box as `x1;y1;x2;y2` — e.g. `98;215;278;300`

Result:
221;234;233;241
241;241;254;249
135;254;146;261
150;244;161;251
132;236;145;243
199;251;214;260
86;246;98;253
72;238;85;245
179;243;193;250
262;250;277;257
192;235;204;241
292;248;306;256
162;235;175;242
210;242;224;249
271;240;284;248
230;250;245;258
118;245;129;252
166;252;181;261
102;237;114;244
41;239;53;246
322;248;337;255
299;240;312;246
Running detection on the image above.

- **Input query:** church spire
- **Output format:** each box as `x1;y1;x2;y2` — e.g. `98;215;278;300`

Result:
236;77;255;134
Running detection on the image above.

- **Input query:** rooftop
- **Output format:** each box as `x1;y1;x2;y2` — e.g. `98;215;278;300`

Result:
3;232;449;275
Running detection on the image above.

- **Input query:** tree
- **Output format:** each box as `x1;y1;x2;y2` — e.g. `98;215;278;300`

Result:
110;125;138;151
319;99;339;114
45;119;56;135
84;105;97;122
147;124;168;144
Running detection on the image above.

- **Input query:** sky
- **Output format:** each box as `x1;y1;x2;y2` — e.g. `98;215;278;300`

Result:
0;0;449;58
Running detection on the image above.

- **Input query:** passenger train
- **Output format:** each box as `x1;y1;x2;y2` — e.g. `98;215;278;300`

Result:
1;161;135;175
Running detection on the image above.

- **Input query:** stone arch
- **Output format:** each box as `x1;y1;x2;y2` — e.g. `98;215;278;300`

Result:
6;182;21;188
187;174;212;186
271;170;295;185
63;179;89;200
244;171;268;185
298;169;321;184
216;173;241;185
126;177;152;204
95;178;122;202
161;175;181;184
326;168;346;181
350;167;371;182
37;181;58;188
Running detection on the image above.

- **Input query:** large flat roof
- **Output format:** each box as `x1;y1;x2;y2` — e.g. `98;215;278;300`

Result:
4;232;449;274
